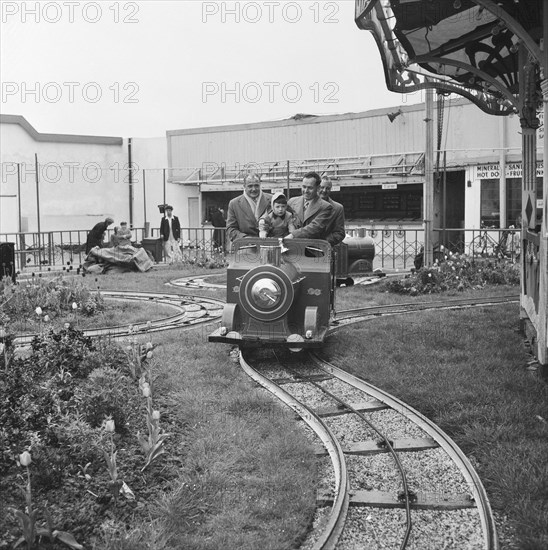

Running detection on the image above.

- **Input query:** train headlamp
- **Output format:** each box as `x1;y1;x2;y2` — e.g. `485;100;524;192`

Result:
250;278;281;309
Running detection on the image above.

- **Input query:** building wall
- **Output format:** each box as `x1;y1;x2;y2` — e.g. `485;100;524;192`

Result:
130;136;191;234
0;116;126;234
167;99;538;169
0;117;181;234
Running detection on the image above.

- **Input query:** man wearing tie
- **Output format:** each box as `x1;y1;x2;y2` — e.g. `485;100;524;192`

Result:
286;172;333;240
226;173;272;242
160;205;181;263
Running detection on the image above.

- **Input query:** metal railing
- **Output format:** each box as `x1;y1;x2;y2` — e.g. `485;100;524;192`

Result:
170;152;425;185
1;226;522;273
0;227;223;272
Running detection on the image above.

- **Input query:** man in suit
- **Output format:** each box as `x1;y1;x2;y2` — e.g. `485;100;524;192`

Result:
226;173;272;242
286;172;333;240
86;217;114;254
160;205;181;263
209;206;227;250
319;176;346;246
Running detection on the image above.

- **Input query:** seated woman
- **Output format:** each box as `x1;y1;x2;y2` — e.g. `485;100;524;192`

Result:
115;222;133;247
86;222;152;273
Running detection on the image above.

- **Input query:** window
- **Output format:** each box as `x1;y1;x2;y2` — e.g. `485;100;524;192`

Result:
480;179;499;227
480;177;544;228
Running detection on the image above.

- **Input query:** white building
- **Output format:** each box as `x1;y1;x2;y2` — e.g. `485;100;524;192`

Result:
1;98;544;238
167;98;544;237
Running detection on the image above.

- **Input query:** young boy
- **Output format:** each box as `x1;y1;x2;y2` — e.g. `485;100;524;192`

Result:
259;192;296;238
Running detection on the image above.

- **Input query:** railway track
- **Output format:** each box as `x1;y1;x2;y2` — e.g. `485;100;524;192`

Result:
239;349;499;550
12;291;224;346
8;284;517;546
334;294;519;327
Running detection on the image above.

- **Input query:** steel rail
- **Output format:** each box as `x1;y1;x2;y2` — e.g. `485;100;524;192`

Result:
12;291;224;345
309;354;499;550
335;294;519;321
282;361;413;550
238;350;350;550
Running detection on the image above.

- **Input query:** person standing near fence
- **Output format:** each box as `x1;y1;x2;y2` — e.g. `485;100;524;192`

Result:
160;205;181;263
210;206;227;250
85;217;114;254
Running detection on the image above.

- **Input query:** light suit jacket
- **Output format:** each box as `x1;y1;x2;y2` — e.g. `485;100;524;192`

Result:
324;199;346;246
287;196;333;240
226;193;272;241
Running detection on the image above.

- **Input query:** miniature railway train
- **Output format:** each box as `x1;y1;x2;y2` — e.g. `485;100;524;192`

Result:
208;235;374;349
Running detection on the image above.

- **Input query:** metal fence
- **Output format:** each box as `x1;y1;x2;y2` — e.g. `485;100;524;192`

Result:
0;226;222;272
0;226;521;273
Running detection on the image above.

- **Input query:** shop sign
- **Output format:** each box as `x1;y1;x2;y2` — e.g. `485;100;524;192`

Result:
476;161;544;179
537;199;544;209
382;183;398;189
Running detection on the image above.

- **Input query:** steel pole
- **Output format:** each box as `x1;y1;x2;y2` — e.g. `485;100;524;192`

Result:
17;163;22;233
143;169;147;226
424;89;435;266
287;160;290;198
34;154;42;267
537;5;548;364
128;138;133;227
163;168;166;210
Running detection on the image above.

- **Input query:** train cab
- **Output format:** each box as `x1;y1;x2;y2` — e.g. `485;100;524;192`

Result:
208;237;334;349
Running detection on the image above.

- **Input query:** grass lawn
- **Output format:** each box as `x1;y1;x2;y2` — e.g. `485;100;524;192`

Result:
323;282;548;550
7;266;541;549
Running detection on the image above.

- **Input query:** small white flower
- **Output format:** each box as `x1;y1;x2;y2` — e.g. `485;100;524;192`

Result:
146;342;153;350
19;451;32;467
152;410;160;421
146;351;153;360
64;322;70;329
43;315;50;322
72;302;78;310
105;419;115;433
142;384;151;398
35;307;43;316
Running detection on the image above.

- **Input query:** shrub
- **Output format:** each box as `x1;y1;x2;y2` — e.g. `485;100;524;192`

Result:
31;326;96;377
0;357;57;470
49;414;103;464
1;274;104;320
78;367;138;431
386;255;520;295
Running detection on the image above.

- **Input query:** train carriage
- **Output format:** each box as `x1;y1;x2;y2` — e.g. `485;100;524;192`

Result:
209;237;333;349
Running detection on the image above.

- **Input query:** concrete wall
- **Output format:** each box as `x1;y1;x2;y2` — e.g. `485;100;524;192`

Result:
130;136;191;233
0;116;183;234
0;116;126;234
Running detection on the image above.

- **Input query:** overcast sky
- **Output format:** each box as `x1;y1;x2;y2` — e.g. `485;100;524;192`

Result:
1;1;423;138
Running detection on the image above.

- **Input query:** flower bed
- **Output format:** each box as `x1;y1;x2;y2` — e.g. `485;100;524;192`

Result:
0;328;177;549
386;255;520;295
1;275;104;331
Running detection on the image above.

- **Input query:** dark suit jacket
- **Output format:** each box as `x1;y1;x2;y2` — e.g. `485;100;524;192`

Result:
86;221;110;253
226;193;272;241
324;199;346;246
160;216;181;241
287;196;333;240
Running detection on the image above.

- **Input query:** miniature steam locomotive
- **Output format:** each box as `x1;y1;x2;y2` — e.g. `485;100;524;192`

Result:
208;237;333;349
